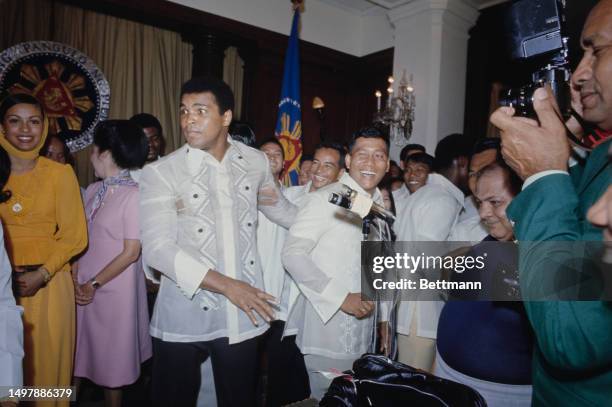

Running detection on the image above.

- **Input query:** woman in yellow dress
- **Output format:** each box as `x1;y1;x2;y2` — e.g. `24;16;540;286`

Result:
0;93;87;406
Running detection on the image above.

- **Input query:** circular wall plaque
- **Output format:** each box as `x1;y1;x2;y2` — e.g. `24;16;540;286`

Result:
0;41;110;152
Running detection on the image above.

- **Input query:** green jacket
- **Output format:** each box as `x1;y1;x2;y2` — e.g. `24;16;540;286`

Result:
507;139;612;407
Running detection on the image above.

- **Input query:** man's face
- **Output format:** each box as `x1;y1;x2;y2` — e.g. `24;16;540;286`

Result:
345;137;389;195
180;92;231;150
468;149;498;195
260;142;284;178
298;160;313;185
403;161;430;194
144;127;162;162
310;147;344;190
475;170;515;241
45;137;67;164
572;1;612;131
400;149;424;169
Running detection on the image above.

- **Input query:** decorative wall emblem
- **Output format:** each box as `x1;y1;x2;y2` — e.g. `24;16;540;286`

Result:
0;41;110;152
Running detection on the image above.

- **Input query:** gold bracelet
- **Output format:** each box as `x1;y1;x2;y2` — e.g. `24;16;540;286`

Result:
39;268;51;284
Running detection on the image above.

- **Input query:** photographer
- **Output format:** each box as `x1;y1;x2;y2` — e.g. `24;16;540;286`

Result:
490;1;612;405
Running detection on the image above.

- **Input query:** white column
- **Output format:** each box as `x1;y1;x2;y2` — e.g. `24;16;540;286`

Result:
388;0;479;161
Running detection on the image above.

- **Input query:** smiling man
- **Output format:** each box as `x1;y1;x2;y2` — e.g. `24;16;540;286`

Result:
309;142;346;191
255;136;311;406
282;126;390;401
284;142;346;207
403;153;433;194
139;77;296;407
394;133;472;372
489;1;612;404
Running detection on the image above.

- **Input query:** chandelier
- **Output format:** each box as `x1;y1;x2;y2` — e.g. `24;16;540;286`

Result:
373;70;415;145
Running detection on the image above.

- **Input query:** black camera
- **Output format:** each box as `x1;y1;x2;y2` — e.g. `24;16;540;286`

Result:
499;0;571;119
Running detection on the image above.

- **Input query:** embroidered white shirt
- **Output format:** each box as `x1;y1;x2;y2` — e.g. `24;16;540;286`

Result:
283;173;384;359
140;139;296;344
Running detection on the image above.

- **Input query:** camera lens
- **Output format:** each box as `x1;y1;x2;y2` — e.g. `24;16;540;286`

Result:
499;85;536;117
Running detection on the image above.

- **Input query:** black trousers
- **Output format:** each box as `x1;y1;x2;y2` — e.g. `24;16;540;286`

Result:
152;335;261;407
264;321;310;406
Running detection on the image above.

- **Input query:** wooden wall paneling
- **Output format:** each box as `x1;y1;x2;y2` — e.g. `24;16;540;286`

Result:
248;49;284;141
236;42;259;123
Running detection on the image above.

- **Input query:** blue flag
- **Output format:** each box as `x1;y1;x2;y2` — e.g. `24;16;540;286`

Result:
275;9;302;186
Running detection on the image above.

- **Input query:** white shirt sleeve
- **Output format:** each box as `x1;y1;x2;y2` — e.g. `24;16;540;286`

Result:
282;193;350;323
139;165;212;299
257;157;297;228
0;228;23;397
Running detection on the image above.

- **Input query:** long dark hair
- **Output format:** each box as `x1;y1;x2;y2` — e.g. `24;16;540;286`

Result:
0;93;44;203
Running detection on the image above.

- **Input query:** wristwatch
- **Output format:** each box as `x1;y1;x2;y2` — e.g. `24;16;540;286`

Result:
90;279;101;289
39;268;51;284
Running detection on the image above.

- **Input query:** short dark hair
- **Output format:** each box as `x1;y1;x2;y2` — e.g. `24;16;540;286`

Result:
433;133;473;172
400;143;426;163
471;137;501;157
348;126;389;153
0;93;43;121
180;76;234;115
314;141;346;168
130;113;163;135
257;137;285;160
93;120;149;169
229;121;256;147
300;153;314;165
406;152;434;170
130;113;166;157
477;161;523;197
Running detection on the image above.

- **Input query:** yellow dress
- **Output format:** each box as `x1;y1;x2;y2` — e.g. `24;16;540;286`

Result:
0;157;87;407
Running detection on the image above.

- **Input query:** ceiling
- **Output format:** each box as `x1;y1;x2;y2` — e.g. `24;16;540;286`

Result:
320;0;509;15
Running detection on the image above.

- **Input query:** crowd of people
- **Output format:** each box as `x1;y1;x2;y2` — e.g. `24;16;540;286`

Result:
0;1;611;406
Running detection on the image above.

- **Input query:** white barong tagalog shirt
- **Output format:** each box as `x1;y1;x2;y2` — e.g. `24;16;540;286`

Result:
394;173;465;339
283;173;386;359
257;186;301;324
140;139;296;345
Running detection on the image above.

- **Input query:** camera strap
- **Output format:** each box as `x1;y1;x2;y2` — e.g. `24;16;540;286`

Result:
565;108;594;152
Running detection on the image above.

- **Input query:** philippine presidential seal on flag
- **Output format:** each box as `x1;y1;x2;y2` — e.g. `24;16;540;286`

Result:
275;7;303;186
